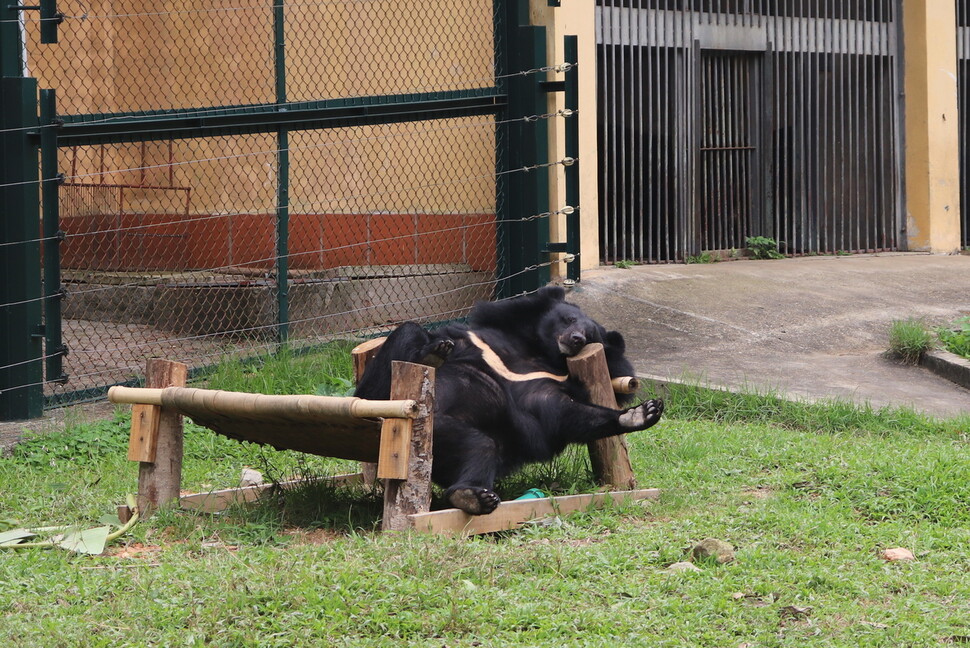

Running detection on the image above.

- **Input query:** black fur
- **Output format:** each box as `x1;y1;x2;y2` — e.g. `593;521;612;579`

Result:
354;286;663;515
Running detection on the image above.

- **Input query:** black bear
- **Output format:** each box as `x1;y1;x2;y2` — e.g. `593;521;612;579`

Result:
354;286;664;515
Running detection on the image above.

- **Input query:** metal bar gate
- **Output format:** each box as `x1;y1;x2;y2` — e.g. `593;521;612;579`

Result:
596;1;904;263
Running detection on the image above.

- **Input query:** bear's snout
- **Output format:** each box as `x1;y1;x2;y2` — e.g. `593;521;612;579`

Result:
558;330;587;355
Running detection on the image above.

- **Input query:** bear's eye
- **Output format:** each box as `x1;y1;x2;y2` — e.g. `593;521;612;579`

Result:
564;316;577;324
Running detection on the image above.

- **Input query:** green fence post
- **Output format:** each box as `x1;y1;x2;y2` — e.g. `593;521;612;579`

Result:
499;0;551;296
40;89;67;385
274;0;290;344
563;36;580;283
0;5;44;419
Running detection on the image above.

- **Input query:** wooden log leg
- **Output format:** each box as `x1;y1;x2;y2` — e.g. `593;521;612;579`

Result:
566;343;637;490
137;359;188;516
351;337;386;488
382;361;434;532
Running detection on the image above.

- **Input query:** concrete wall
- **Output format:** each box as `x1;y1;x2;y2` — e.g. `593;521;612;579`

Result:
901;0;963;254
529;0;601;273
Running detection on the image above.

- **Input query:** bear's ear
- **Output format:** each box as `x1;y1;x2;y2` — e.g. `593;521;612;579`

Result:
537;285;566;302
604;330;626;354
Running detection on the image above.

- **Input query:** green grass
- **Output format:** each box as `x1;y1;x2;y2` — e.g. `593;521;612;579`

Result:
936;316;970;360
2;354;970;646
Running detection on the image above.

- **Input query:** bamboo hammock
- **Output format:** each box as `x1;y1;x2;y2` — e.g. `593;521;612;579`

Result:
108;385;418;463
113;341;652;534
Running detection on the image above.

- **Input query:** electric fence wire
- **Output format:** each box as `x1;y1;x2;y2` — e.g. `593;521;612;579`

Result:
0;187;577;313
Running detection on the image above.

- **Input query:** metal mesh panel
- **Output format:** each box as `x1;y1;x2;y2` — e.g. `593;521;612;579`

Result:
24;1;497;114
596;0;901;263
15;1;505;405
285;0;497;100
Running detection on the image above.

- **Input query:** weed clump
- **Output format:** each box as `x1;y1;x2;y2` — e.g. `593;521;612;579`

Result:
936;315;970;360
888;318;932;364
745;236;784;260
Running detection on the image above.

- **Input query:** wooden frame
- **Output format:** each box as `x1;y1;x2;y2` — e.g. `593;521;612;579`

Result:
111;341;655;535
110;358;434;532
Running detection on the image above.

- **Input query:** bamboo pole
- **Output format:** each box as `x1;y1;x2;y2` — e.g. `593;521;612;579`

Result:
351;337;387;486
109;386;418;420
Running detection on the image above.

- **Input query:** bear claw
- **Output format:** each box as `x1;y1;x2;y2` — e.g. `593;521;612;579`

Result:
419;338;454;368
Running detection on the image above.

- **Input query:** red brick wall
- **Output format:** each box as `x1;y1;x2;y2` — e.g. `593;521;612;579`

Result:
62;213;497;273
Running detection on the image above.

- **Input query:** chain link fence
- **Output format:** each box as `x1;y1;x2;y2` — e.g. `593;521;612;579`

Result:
10;0;529;406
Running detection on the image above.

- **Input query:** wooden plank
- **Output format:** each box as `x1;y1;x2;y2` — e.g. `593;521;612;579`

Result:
127;403;161;462
179;473;365;514
351;337;386;486
136;359;188;516
408;489;661;536
376;416;412;480
381;361;435;531
351;337;386;382
567;343;638;490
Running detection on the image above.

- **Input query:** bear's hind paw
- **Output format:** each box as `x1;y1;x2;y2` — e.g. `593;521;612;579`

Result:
448;487;501;515
618;399;664;431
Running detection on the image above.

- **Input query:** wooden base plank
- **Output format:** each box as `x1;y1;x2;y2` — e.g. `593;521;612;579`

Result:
179;473;366;514
407;488;660;536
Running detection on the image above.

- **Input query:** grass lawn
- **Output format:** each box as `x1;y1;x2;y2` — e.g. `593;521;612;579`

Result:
1;349;969;647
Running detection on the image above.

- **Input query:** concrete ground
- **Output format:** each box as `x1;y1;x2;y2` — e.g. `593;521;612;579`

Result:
567;253;970;420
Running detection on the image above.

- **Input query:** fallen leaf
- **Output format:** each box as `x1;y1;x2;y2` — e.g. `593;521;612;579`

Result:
55;526;111;555
0;529;36;546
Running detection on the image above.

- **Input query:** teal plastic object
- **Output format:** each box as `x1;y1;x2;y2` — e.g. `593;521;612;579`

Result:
514;488;547;500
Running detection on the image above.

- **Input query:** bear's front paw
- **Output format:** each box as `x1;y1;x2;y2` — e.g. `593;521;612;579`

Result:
419;338;455;368
618;399;664;431
448;487;502;515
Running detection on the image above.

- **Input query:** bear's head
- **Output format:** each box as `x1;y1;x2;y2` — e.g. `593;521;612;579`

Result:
535;289;605;358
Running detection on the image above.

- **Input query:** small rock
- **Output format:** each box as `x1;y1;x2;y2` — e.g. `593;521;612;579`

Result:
691;537;736;564
666;561;702;573
240;468;263;487
880;547;915;562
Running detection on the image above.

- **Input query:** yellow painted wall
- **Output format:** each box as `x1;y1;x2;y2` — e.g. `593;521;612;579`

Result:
902;0;962;253
25;1;495;216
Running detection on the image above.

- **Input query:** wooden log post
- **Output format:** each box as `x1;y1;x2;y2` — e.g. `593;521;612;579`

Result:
381;361;434;532
136;359;188;516
351;337;387;486
566;343;637;490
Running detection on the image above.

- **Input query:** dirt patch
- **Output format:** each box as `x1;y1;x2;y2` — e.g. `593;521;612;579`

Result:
282;527;344;545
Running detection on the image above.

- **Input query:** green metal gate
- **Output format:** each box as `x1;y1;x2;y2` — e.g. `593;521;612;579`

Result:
1;0;577;419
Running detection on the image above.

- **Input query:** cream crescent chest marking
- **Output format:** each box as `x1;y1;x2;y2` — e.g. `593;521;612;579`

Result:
465;331;569;383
